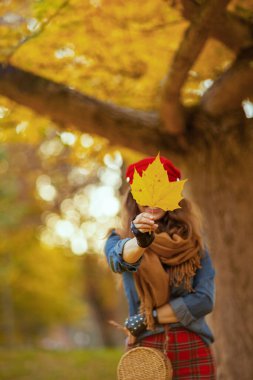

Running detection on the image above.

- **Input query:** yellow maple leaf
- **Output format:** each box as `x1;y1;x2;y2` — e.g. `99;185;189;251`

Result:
130;153;188;211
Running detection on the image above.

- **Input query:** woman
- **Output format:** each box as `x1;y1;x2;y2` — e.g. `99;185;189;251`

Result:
104;156;216;379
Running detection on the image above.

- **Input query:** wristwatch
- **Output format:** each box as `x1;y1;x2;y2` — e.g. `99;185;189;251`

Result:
152;308;159;324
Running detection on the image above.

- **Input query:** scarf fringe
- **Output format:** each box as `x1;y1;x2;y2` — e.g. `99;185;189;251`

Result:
138;302;155;331
144;307;155;331
167;255;202;292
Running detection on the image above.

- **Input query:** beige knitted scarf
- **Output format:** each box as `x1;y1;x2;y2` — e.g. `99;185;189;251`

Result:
133;230;202;330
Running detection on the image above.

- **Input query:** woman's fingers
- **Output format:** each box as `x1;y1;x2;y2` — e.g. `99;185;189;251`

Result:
140;212;156;220
134;213;154;225
134;220;158;233
135;217;154;225
134;221;158;229
133;212;158;233
135;225;158;233
138;228;157;233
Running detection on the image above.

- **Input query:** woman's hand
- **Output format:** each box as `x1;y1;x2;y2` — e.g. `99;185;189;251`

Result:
133;212;159;233
122;213;159;263
156;304;179;324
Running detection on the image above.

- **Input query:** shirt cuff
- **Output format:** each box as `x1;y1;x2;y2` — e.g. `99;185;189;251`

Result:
169;297;196;326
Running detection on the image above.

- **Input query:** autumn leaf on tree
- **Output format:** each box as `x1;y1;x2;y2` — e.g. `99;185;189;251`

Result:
130;153;188;211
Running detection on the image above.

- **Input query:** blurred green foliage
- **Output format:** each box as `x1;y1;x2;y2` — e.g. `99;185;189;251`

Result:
0;349;123;380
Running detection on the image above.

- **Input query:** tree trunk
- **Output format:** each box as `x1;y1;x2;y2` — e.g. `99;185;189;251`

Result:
181;118;253;379
0;252;16;347
82;254;127;347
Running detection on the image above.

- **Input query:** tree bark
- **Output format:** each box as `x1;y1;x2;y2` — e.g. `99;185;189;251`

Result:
179;0;253;53
201;47;253;117
0;63;188;155
178;117;253;380
161;0;231;134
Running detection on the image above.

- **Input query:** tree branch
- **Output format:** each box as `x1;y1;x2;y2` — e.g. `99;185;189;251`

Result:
161;0;231;134
201;46;253;117
180;0;253;53
0;63;188;156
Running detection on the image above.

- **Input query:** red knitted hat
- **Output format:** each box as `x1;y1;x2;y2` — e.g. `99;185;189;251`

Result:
125;156;181;184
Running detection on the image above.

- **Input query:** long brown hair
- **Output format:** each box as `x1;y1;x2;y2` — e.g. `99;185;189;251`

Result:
108;188;205;254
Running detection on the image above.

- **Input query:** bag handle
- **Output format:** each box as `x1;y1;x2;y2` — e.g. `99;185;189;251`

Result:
163;324;170;355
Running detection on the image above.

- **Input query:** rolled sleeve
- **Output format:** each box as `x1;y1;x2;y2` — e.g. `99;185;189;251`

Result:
104;230;142;273
169;249;215;325
184;250;215;319
170;297;196;326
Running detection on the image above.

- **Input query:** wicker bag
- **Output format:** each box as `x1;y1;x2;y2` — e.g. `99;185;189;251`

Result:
117;346;173;380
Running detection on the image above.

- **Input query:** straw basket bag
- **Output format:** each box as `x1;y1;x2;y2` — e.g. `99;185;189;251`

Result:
117;346;173;380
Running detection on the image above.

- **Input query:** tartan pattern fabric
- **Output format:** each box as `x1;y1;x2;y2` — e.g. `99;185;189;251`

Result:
132;327;216;379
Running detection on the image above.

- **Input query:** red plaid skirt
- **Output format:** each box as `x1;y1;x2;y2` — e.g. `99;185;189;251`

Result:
129;327;216;380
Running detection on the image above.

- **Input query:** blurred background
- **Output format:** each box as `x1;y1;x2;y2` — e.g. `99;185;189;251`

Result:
0;0;253;379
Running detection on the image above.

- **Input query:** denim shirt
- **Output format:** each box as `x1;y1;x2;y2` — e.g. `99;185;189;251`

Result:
104;230;215;346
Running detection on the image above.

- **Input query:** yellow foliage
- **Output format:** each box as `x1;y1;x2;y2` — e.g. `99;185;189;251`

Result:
9;0;187;110
0;0;235;111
